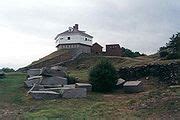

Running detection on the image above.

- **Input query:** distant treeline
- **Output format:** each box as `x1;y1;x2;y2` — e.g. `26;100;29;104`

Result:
121;47;146;58
0;67;15;73
159;32;180;59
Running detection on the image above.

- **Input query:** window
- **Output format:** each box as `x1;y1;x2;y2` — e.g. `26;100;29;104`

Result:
67;37;70;40
60;38;63;40
85;38;87;41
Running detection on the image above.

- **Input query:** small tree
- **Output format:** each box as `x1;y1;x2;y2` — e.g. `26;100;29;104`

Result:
89;59;118;92
159;32;180;59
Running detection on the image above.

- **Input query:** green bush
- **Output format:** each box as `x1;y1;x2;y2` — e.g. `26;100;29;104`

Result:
66;75;77;84
166;53;178;59
89;59;118;92
159;51;169;58
159;33;180;59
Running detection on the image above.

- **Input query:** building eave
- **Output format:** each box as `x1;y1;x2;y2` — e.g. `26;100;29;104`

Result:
56;43;92;48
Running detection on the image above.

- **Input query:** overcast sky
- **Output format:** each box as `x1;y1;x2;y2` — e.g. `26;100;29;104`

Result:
0;0;180;69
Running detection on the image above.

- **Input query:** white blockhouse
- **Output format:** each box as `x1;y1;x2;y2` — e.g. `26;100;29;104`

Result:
55;24;93;53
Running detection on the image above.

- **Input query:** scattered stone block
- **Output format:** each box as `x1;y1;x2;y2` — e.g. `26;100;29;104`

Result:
116;78;126;89
75;83;92;92
27;76;42;81
25;76;67;87
64;84;75;88
29;91;60;100
49;69;66;78
40;67;66;77
41;76;67;86
39;87;63;93
39;85;63;88
39;85;76;93
27;69;41;77
29;84;44;91
24;79;41;88
51;66;67;72
123;81;143;93
61;88;87;98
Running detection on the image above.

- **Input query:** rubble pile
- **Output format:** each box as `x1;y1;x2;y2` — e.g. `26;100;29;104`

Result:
25;66;92;100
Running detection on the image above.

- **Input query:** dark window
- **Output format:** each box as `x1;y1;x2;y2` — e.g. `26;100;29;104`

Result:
85;38;87;41
68;37;70;40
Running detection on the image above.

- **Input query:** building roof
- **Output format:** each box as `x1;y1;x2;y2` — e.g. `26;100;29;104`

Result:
106;44;120;46
55;24;93;40
93;42;103;48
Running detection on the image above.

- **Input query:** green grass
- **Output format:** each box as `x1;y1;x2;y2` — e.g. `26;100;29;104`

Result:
68;69;89;82
0;72;27;105
0;73;179;120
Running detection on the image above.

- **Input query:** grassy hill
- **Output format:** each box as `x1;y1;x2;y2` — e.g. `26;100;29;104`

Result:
65;54;180;82
1;54;180;119
26;49;81;69
30;49;69;66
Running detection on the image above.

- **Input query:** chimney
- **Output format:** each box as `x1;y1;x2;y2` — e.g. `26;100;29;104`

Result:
74;24;78;30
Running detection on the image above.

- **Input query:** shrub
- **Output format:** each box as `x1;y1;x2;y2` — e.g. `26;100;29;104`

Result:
66;75;77;84
166;53;178;59
89;59;118;92
159;51;169;58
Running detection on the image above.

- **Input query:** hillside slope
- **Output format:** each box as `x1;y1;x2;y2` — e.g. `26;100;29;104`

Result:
64;54;180;82
26;49;82;69
65;54;180;69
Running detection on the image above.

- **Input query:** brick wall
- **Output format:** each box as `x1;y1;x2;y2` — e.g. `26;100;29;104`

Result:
91;43;103;54
106;44;122;56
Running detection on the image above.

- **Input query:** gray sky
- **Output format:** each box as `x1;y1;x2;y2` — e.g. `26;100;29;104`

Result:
0;0;180;69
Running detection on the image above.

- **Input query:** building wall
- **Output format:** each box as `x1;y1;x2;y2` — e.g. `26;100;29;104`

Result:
56;34;92;47
57;43;91;53
106;44;122;56
79;44;91;53
91;44;102;54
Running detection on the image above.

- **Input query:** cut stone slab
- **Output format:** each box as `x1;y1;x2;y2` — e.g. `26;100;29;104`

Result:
27;76;42;81
28;84;44;91
39;87;63;93
64;84;75;88
61;88;87;98
25;76;67;87
24;79;41;88
41;76;67;85
49;69;66;77
40;67;66;77
123;81;143;93
39;85;63;88
39;84;76;93
39;67;52;77
75;83;92;92
51;66;67;72
116;78;126;89
27;69;41;77
29;91;60;100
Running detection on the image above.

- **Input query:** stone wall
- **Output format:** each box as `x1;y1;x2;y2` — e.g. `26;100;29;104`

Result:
118;62;180;85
